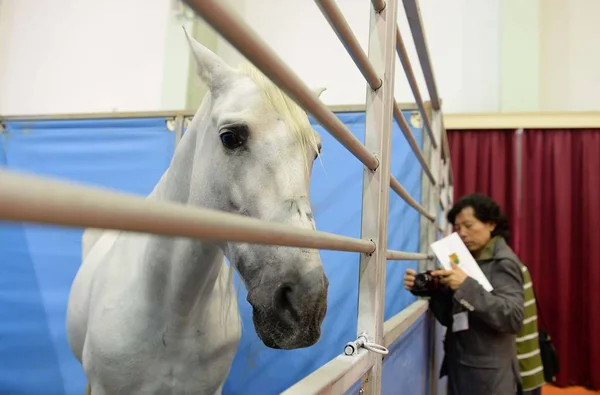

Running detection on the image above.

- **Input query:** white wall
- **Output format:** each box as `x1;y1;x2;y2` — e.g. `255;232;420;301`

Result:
540;0;600;112
216;0;501;113
3;0;599;116
400;0;500;113
0;0;505;115
0;0;172;115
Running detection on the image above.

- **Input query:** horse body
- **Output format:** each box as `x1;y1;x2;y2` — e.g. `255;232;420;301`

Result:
67;130;242;394
66;31;328;394
68;231;240;394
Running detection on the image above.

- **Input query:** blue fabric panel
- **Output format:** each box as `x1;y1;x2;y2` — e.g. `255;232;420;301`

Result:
346;380;363;394
381;313;432;395
385;110;423;320
0;118;174;395
3;118;174;193
0;112;426;395
343;313;432;395
0;221;65;394
1;126;70;394
0;133;6;165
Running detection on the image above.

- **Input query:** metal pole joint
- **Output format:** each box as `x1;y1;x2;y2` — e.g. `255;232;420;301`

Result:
344;332;389;357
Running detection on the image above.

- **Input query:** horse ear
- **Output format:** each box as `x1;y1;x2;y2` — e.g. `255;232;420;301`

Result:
312;87;327;99
183;26;235;91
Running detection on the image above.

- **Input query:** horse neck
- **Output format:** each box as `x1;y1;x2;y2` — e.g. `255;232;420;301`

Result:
144;94;231;320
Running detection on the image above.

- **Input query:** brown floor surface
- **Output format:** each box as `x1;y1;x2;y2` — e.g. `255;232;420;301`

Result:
543;385;600;395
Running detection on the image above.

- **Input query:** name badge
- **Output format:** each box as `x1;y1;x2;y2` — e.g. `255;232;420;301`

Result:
452;312;469;332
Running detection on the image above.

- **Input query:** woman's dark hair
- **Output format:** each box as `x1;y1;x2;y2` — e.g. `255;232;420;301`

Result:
447;193;510;243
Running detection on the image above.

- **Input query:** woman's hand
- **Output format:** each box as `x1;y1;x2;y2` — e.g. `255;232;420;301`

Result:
403;268;416;291
431;260;468;290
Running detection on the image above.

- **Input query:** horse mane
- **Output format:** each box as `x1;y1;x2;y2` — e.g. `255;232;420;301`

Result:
237;62;321;170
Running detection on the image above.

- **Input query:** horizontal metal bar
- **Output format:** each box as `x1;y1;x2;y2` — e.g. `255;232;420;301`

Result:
0;111;186;122
395;26;437;148
386;250;431;260
371;0;386;12
327;102;419;113
0;103;423;123
284;301;429;394
389;176;435;221
315;0;382;90
383;300;429;347
182;0;379;171
281;350;374;395
393;100;435;184
0;170;376;254
402;0;440;111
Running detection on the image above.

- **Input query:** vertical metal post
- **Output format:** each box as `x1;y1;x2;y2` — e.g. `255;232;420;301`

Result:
419;103;445;395
418;103;435;394
418;102;433;272
427;310;437;395
174;114;185;147
438;125;451;395
439;181;447;237
418;102;436;273
515;128;523;254
440;158;452;236
447;183;454;234
439;158;447;226
428;109;443;246
357;0;398;393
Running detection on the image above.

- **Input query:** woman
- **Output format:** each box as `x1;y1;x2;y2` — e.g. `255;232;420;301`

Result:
404;193;525;395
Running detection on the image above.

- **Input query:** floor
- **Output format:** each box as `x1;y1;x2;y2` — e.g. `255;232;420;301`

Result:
543;385;600;395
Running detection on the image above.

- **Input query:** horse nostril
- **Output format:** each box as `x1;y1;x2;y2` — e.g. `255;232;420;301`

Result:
274;284;300;324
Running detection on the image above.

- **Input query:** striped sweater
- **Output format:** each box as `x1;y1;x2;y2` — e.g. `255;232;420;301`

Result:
478;237;545;391
516;263;545;391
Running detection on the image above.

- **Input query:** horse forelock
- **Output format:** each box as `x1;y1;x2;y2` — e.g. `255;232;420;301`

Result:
237;63;321;169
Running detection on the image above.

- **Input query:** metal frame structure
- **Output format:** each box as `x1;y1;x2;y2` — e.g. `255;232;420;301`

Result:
0;0;455;393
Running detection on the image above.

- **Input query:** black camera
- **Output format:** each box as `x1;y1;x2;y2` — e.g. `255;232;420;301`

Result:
412;270;440;294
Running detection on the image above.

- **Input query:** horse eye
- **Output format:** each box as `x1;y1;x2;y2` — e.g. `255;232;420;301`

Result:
220;131;243;149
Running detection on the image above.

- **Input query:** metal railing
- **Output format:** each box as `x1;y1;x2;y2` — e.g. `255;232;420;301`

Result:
0;0;454;393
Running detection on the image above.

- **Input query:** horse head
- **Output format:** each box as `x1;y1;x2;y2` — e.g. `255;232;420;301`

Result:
183;29;329;350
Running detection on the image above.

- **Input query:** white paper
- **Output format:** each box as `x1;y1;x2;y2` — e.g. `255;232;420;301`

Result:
430;232;494;292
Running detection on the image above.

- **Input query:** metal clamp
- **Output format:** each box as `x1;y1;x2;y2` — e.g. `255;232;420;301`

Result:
344;332;389;356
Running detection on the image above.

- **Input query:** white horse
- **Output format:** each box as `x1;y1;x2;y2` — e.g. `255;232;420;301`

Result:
66;31;329;394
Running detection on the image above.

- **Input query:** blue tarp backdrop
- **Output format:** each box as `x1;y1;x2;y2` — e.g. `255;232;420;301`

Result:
0;111;430;395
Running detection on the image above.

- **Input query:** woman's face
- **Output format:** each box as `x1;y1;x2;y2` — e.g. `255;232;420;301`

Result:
453;206;496;253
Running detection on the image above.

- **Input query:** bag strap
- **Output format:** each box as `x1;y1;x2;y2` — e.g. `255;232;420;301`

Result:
527;267;549;332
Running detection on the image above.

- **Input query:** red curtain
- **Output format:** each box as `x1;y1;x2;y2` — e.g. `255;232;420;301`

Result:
447;129;520;253
518;129;600;390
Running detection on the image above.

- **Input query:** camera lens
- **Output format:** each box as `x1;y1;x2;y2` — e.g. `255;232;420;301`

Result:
414;273;429;288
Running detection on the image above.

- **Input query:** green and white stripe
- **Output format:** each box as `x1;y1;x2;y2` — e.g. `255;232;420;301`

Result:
516;264;545;391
